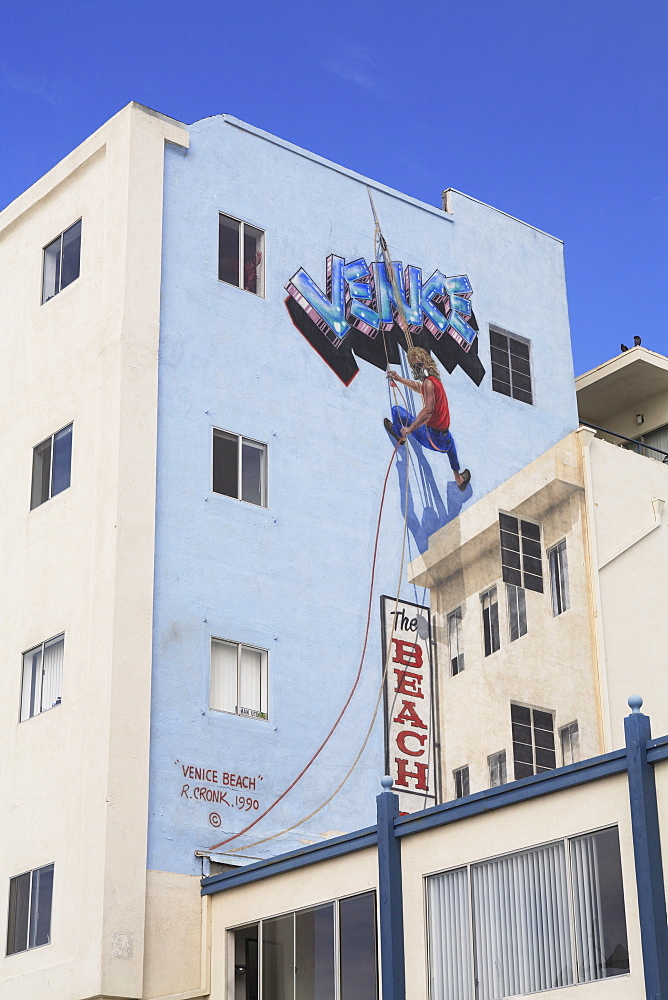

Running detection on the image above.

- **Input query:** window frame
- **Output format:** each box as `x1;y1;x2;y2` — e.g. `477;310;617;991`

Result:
30;422;73;510
227;890;379;1000
212;427;268;508
488;750;507;788
425;824;630;999
548;538;570;616
480;586;500;657
41;219;82;304
20;633;65;723
499;512;544;593
453;765;470;799
489;325;533;405
6;863;54;956
210;636;269;721
511;702;556;779
506;583;527;642
560;721;580;766
218;212;265;297
446;606;465;675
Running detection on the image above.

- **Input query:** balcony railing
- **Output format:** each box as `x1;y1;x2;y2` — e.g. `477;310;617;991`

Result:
581;421;668;463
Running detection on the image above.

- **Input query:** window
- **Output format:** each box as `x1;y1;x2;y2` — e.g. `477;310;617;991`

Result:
506;583;527;641
489;327;533;404
499;513;543;593
42;220;81;303
511;703;556;779
213;429;267;507
446;607;464;675
427;826;629;1000
453;765;470;798
549;539;570;615
210;638;268;719
560;721;580;765
20;634;64;722
218;213;264;295
6;864;54;955
480;587;500;656
30;423;72;509
233;891;377;1000
488;750;507;787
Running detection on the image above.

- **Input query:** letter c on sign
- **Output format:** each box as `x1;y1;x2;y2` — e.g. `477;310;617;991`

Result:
397;730;428;756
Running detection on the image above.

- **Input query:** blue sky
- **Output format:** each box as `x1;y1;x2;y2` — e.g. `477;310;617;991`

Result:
2;0;665;375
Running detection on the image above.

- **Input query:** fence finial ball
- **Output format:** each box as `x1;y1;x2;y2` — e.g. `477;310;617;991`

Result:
380;775;394;791
628;695;643;714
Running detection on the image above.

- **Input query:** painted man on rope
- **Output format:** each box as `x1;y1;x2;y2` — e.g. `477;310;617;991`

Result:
385;346;471;492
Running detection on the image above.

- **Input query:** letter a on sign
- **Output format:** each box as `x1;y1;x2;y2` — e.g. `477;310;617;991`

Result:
381;596;438;813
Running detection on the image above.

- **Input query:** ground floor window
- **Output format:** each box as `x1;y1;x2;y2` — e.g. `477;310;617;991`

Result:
427;826;629;1000
232;891;377;1000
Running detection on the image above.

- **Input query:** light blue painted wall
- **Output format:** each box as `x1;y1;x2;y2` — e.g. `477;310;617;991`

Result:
148;117;578;875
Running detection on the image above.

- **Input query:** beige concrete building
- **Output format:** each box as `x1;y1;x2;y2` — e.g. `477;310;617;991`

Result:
408;345;668;803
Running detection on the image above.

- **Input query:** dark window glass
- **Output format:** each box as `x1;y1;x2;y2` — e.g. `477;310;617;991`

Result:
218;215;240;286
571;827;630;980
263;914;294;1000
339;892;377;1000
490;328;533;404
60;220;81;289
507;584;527;642
549;540;570;615
481;588;499;656
512;704;556;779
242;441;264;505
488;751;507;787
42;221;81;303
6;865;53;956
31;438;52;509
30;865;54;948
51;425;72;496
6;873;30;955
233;924;259;1000
295;905;335;1000
244;224;263;294
454;765;470;798
213;429;239;499
447;608;464;675
500;515;543;592
30;425;72;509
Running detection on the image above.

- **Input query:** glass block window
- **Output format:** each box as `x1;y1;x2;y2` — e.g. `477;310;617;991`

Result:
490;328;533;404
499;513;543;593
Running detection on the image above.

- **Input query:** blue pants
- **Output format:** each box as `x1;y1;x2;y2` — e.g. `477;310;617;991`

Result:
391;405;460;472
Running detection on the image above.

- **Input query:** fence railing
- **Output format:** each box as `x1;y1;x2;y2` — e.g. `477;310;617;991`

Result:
581;421;668;462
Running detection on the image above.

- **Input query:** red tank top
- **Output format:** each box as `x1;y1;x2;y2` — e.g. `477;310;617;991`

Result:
424;376;450;432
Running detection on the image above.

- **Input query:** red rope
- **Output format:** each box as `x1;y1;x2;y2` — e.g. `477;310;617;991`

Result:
208;441;402;852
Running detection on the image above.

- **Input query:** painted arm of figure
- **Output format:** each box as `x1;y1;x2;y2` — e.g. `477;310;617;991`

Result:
397;379;435;441
386;370;422;393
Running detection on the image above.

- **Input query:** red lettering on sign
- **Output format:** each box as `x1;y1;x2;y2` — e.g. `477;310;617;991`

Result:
396;731;427;756
391;638;423;669
393;670;424;698
394;758;429;791
393;699;427;729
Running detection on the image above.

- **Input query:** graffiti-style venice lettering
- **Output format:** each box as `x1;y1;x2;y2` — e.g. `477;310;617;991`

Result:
285;255;486;387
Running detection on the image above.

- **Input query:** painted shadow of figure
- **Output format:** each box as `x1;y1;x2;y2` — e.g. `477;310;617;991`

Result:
394;438;472;555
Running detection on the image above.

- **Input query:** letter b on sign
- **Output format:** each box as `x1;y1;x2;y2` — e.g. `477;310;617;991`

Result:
391;639;423;669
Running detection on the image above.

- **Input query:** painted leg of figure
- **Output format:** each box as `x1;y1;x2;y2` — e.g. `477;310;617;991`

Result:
384;405;412;445
421;427;471;492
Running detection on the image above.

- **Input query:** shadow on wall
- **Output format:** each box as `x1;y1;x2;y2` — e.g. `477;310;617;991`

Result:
395;440;472;555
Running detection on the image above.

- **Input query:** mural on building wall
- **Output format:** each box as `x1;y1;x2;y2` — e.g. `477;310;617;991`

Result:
285;256;486;387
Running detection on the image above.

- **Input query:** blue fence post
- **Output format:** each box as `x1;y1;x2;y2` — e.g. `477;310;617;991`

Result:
376;775;406;1000
625;695;668;1000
